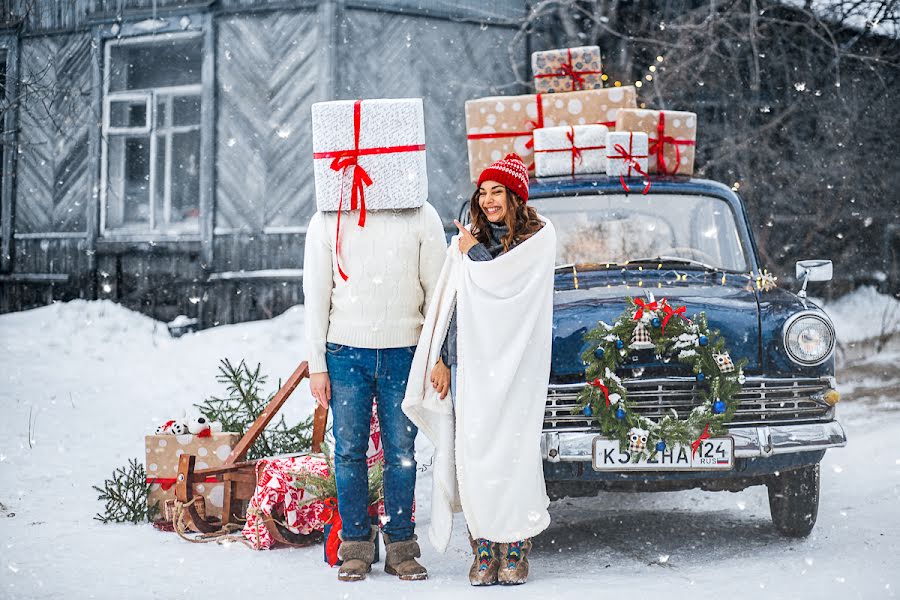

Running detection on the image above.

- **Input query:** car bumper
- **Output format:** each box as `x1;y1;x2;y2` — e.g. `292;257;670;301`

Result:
541;420;847;462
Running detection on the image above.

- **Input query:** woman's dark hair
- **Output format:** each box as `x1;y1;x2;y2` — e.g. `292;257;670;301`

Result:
469;185;543;252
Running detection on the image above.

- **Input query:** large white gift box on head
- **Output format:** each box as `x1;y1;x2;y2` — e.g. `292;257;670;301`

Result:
533;124;608;177
311;98;427;213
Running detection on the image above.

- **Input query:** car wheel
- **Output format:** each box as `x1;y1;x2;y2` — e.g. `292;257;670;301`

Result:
767;463;820;537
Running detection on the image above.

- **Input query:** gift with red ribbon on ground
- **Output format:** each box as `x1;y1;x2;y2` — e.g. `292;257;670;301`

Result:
311;98;427;213
533;124;608;177
615;108;697;176
144;431;240;522
532;46;604;93
465;86;636;181
607;131;651;193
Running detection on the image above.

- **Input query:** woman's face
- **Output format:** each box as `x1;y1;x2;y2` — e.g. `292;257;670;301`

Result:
477;180;509;223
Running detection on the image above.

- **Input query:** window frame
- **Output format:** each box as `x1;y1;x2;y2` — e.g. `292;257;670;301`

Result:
96;21;212;249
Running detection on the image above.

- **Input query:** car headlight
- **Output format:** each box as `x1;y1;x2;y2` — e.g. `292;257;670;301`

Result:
783;313;835;366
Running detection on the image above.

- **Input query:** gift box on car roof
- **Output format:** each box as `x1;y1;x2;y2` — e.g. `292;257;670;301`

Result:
532;45;604;93
615;108;698;176
311;98;427;212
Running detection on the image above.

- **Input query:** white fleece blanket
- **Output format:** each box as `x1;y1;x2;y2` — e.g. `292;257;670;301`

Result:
403;217;556;551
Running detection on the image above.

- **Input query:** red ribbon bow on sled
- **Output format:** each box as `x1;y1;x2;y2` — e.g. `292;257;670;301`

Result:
534;48;604;91
660;302;688;335
633;298;659;320
321;497;342;566
647;112;696;176
690;423;711;457
590;378;611;406
313;100;425;281
610;134;651;195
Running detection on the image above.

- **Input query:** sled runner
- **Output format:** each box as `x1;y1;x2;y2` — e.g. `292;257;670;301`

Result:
175;360;330;546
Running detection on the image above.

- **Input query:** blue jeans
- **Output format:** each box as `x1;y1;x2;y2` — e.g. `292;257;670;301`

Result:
326;343;418;542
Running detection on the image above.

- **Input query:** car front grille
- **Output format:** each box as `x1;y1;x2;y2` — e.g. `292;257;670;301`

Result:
544;376;834;431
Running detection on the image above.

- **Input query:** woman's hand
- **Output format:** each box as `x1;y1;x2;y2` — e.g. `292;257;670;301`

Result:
310;372;331;409
454;220;478;254
431;358;451;400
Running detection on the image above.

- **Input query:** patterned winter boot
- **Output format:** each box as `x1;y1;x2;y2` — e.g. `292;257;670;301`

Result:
498;539;532;585
383;533;428;581
468;535;500;586
337;528;377;582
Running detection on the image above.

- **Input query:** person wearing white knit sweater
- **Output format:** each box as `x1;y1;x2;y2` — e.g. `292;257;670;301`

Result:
303;202;446;582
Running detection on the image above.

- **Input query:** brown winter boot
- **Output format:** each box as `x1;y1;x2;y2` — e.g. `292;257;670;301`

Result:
337;528;377;582
468;534;500;586
383;533;428;580
498;539;532;585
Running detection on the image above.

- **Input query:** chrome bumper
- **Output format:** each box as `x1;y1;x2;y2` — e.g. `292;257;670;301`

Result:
541;421;847;462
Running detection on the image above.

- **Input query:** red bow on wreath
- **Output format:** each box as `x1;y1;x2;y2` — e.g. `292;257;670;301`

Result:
690;423;711;457
590;378;611;407
661;302;688;335
633;298;659;320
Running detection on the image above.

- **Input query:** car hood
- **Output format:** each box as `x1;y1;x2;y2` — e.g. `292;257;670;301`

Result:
551;270;761;383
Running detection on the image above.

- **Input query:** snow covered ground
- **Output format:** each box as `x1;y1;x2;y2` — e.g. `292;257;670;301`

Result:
1;299;898;600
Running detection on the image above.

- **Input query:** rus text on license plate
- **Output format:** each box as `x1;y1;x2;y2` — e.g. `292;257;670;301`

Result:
592;437;734;471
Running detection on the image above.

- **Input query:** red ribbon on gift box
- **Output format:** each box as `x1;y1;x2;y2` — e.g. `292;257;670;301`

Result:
313;99;426;281
647;112;695;176
610;132;651;195
147;476;218;492
534;48;603;91
533;126;606;176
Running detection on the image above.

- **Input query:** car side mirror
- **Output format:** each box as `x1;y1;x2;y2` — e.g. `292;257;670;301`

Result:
795;259;832;299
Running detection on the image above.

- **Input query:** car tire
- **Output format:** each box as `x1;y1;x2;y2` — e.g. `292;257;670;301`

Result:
767;463;820;537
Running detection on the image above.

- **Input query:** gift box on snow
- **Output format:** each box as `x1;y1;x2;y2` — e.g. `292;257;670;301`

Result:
615;108;697;176
532;46;604;93
465;86;637;181
311;98;427;212
533;124;608;177
145;432;240;522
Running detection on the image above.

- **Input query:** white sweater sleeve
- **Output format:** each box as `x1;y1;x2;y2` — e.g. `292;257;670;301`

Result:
419;202;449;317
302;212;333;374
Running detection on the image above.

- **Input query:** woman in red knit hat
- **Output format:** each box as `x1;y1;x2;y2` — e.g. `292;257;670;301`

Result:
409;153;555;587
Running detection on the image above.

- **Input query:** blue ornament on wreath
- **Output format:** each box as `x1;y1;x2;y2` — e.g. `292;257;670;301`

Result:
615;407;627;420
593;347;605;359
651;317;661;328
698;335;709;346
615;339;625;350
713;400;727;414
696;372;706;382
583;405;593;417
656;440;666;452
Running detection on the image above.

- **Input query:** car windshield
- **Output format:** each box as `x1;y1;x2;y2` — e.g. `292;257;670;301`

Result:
529;193;749;272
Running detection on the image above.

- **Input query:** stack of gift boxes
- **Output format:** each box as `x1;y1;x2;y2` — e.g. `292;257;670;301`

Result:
465;45;698;186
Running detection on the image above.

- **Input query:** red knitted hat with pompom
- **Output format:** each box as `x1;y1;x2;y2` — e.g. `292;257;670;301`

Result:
477;153;530;203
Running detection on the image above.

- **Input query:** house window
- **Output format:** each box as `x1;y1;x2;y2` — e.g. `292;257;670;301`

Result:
102;33;203;235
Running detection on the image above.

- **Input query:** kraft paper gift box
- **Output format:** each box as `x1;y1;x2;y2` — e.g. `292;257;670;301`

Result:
615;108;697;176
533;124;609;177
606;131;650;177
532;45;604;93
145;432;240;522
465;86;637;181
311;98;427;212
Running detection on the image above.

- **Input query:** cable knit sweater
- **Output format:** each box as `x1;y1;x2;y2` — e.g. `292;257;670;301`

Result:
302;203;447;373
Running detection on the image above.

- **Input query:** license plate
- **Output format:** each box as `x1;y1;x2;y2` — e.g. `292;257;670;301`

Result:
592;437;734;471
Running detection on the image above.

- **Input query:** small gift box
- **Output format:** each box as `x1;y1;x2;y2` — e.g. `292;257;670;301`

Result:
615;108;697;176
606;131;650;177
145;432;240;522
532;46;604;93
311;98;427;212
533;124;608;177
464;87;637;181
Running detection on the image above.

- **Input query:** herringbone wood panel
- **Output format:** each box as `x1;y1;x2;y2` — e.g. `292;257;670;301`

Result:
15;33;94;233
216;11;319;231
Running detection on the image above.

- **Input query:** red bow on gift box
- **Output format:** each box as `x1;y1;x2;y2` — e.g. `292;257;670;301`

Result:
313;100;426;281
534;48;604;91
533;126;607;177
610;133;651;195
648;112;696;176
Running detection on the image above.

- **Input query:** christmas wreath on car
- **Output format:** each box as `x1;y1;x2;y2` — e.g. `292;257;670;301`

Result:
575;297;747;459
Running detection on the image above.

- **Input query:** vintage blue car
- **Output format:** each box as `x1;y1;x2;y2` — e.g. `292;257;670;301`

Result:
511;176;844;537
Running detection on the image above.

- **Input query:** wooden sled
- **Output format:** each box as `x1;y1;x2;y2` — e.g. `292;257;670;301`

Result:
175;360;329;547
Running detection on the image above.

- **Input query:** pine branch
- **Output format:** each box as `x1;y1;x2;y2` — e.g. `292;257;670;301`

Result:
93;458;158;524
